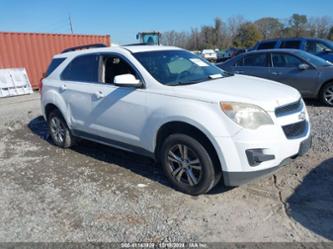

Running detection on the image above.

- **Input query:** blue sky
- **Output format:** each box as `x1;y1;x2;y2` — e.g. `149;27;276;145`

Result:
1;0;332;44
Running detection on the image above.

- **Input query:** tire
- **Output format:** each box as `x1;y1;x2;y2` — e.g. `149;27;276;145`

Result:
47;109;74;148
320;81;333;107
160;134;217;195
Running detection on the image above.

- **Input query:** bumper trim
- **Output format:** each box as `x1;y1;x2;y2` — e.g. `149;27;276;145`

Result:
223;135;312;186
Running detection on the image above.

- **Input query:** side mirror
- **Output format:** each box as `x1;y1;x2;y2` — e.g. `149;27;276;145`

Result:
298;63;310;70
114;74;141;87
323;48;333;53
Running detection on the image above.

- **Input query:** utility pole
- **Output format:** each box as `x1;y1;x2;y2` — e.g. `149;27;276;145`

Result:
68;15;74;34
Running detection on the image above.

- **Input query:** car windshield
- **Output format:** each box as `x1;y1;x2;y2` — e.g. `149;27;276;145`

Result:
295;50;333;67
133;50;230;85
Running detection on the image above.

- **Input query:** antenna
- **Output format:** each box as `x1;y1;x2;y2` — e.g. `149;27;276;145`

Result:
68;15;74;34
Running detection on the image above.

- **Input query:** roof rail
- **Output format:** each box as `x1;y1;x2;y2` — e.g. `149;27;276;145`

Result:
61;43;107;53
123;43;158;46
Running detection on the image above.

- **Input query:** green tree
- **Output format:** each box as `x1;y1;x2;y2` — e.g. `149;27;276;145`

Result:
289;13;308;36
233;22;263;48
255;17;283;39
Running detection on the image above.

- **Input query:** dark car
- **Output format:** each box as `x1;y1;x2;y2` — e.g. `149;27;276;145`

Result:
252;37;333;63
220;47;246;62
217;49;333;106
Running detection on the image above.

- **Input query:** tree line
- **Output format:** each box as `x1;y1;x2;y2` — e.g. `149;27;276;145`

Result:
161;14;333;50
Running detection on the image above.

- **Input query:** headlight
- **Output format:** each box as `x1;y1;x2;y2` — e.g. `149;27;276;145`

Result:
220;101;273;129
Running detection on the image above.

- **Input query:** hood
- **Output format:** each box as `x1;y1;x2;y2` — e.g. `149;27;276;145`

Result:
170;75;301;111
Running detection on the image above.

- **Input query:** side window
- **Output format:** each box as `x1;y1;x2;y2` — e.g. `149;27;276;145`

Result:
271;53;302;68
62;54;99;82
257;41;277;50
280;40;301;49
102;56;138;84
45;58;66;77
305;41;331;53
242;53;268;67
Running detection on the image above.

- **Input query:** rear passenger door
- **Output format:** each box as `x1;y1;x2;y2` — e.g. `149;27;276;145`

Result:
269;52;318;95
60;54;101;132
232;52;271;79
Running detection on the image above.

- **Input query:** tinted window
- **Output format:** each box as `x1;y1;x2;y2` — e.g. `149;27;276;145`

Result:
239;53;268;67
45;58;66;77
271;53;302;68
305;41;332;53
257;41;277;50
280;40;301;49
103;56;138;84
62;54;99;82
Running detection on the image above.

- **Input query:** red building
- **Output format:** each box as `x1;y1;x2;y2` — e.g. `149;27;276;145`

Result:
0;32;111;89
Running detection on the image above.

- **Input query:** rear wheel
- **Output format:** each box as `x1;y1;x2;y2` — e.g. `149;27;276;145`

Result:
160;134;217;195
47;110;74;148
320;81;333;106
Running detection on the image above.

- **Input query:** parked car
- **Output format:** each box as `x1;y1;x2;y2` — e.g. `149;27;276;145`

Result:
221;47;246;62
217;49;333;106
41;44;311;195
253;37;333;62
200;49;217;62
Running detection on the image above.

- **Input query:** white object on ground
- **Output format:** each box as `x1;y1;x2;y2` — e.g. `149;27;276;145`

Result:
0;68;33;98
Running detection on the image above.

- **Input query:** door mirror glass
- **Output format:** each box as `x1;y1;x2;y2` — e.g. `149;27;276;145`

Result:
298;63;310;70
114;74;141;86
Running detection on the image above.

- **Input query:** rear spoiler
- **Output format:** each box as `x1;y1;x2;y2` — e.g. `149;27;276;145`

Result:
61;43;107;53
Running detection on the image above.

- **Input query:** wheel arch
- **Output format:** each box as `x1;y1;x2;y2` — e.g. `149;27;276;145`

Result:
318;79;333;97
154;121;224;173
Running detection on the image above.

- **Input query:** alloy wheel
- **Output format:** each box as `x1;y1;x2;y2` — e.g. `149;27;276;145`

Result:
324;85;333;106
49;116;66;144
167;144;202;186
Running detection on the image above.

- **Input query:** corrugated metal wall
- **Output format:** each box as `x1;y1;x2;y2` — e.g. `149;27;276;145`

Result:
0;32;111;89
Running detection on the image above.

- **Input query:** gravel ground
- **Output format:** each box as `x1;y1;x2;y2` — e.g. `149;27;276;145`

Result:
0;93;332;242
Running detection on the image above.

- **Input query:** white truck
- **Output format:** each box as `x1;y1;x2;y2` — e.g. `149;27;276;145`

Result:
40;44;311;195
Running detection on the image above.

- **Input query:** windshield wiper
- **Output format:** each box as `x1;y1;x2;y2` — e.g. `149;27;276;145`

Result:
167;79;208;86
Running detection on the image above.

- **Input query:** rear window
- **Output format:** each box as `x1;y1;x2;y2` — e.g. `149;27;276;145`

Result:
257;41;277;50
280;40;301;49
45;58;66;77
61;54;99;82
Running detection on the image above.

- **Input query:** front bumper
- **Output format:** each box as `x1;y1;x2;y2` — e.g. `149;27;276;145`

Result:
223;135;312;186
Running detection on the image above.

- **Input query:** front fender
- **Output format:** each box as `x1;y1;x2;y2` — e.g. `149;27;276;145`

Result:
140;99;241;170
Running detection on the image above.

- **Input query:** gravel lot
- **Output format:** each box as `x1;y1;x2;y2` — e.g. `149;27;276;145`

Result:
0;93;332;242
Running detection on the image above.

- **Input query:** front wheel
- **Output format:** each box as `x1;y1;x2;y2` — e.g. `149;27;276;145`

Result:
320;81;333;106
160;134;217;195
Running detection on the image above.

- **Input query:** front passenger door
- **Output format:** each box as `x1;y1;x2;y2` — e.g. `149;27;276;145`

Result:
269;52;319;96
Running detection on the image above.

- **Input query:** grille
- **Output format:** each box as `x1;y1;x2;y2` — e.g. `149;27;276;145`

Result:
282;120;307;139
275;99;303;117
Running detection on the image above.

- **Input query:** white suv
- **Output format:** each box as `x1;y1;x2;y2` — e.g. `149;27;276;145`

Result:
41;44;311;195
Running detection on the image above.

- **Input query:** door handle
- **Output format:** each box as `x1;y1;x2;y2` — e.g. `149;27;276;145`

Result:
235;70;244;74
272;72;282;76
94;91;104;99
60;84;67;91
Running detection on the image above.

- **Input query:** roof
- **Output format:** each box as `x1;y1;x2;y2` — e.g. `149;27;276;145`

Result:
55;45;183;58
246;48;302;54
